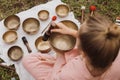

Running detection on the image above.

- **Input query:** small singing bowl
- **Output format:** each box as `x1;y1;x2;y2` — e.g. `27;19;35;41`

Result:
2;30;18;44
4;15;20;30
38;10;49;21
22;18;40;34
8;46;23;61
49;20;78;52
35;36;51;53
56;4;69;17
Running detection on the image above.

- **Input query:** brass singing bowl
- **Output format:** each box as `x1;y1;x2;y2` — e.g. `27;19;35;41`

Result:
22;18;40;34
49;20;78;52
4;15;20;30
61;20;78;30
2;30;18;44
38;10;49;21
56;4;70;17
8;46;23;61
35;36;51;53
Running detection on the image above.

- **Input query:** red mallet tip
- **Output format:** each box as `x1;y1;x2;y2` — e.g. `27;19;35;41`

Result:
52;16;57;21
90;5;96;11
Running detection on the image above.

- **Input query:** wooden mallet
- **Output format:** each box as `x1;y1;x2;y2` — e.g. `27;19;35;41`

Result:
90;5;96;16
81;6;86;23
22;36;32;53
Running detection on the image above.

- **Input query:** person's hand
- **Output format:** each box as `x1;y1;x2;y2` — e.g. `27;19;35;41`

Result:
51;22;78;38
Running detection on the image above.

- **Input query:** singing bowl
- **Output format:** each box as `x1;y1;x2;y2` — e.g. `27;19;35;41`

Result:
2;30;18;44
4;15;20;30
22;18;40;34
8;46;23;61
49;20;78;52
56;4;69;17
61;20;78;30
35;36;51;53
38;10;49;21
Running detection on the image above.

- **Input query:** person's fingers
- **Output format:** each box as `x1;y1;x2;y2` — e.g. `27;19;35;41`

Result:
51;22;64;29
56;22;66;28
51;29;61;33
51;21;56;27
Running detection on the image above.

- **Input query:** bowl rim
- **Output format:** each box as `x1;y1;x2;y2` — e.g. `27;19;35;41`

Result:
38;10;49;21
8;45;23;61
60;20;78;30
4;15;20;30
55;4;70;17
49;20;78;52
22;17;40;34
2;30;18;44
35;36;51;53
49;33;76;52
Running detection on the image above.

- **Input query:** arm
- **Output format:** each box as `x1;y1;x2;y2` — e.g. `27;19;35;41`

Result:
51;22;79;61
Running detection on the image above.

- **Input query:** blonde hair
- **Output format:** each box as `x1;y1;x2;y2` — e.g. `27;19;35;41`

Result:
79;14;120;68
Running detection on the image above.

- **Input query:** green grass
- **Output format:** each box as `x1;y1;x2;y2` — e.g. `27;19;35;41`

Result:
62;0;120;21
0;0;120;80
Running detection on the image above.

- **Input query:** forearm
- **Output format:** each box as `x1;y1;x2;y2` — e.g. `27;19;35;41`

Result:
68;29;78;38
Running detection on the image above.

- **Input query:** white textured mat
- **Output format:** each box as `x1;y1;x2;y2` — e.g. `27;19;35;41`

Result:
0;0;80;80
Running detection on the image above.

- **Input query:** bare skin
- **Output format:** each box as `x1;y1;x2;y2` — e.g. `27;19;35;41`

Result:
51;22;78;38
51;21;110;77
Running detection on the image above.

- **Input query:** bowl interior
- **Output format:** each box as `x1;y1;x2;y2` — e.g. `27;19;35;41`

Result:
61;20;78;30
50;34;76;51
4;15;20;30
8;46;23;61
38;10;49;21
3;30;17;43
22;18;40;34
56;4;69;17
35;36;51;53
49;20;78;52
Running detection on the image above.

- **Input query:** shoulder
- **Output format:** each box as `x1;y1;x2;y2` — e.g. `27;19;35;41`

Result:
103;51;120;79
59;55;90;80
64;48;81;62
113;51;120;63
111;51;120;68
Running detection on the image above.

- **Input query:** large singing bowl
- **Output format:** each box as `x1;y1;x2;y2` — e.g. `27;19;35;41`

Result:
49;20;78;52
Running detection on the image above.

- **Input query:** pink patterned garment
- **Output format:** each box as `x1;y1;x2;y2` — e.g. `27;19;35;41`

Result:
22;48;120;80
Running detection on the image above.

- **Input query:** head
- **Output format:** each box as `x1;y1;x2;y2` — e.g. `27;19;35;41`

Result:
78;14;120;68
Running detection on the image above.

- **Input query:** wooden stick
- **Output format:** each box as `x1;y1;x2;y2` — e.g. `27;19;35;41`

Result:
41;21;51;34
22;36;32;53
90;11;94;16
41;16;57;34
0;63;15;70
81;6;85;23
